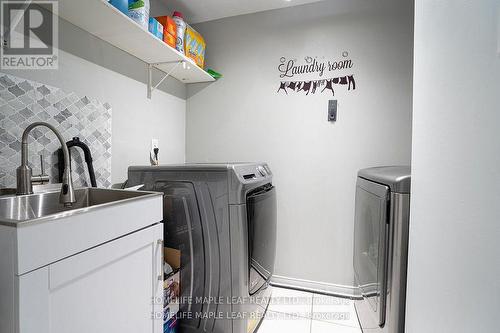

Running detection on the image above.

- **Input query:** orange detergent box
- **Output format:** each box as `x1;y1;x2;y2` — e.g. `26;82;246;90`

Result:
185;25;206;68
155;16;177;49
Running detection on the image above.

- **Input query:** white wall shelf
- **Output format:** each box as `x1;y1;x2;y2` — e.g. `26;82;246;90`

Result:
47;0;214;96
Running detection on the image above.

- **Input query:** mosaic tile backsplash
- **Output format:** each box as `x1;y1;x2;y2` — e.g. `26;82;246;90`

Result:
0;73;112;189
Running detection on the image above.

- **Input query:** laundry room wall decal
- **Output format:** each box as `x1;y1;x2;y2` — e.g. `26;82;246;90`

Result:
277;54;357;96
277;75;356;95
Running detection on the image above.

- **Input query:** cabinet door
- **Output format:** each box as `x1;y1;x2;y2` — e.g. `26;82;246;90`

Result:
17;224;163;333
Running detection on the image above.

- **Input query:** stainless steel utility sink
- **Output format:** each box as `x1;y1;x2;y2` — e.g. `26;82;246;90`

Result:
0;184;71;197
0;187;158;227
0;188;16;197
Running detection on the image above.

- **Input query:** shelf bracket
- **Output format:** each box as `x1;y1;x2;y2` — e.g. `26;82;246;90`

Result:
147;60;184;99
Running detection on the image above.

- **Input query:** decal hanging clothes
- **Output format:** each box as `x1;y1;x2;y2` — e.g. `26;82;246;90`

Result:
277;75;356;96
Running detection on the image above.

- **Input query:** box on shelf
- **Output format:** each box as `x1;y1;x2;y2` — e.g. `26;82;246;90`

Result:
148;17;164;40
185;25;206;68
164;247;180;331
155;16;177;49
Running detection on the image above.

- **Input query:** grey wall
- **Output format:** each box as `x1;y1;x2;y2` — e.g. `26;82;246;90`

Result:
406;1;500;332
186;0;413;289
1;9;187;184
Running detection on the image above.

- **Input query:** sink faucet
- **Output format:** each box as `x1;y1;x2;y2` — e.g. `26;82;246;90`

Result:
16;122;76;207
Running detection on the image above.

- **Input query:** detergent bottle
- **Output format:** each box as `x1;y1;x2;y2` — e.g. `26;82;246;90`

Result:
172;11;187;53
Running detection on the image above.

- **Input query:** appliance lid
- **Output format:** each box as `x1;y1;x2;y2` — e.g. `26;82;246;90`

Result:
358;166;411;194
129;162;266;172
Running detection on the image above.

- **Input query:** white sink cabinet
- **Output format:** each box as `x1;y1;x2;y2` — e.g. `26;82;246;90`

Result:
0;188;164;333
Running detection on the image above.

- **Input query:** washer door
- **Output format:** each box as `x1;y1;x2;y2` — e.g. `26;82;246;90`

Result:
246;184;277;295
353;177;390;328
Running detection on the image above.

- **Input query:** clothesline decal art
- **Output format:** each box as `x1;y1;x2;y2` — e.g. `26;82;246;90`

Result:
277;75;356;96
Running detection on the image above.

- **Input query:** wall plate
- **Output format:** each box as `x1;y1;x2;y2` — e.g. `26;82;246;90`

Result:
328;100;337;122
150;139;159;166
151;139;159;151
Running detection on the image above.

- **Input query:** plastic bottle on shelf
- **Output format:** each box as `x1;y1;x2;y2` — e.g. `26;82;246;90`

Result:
172;11;187;54
108;0;128;15
128;0;150;29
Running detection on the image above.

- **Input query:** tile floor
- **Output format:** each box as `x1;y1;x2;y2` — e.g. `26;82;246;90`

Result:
258;287;361;333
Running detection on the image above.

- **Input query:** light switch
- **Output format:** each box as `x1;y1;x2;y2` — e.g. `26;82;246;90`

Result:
328;100;337;122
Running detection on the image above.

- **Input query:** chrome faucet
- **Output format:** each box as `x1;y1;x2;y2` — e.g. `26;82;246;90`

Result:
16;122;76;207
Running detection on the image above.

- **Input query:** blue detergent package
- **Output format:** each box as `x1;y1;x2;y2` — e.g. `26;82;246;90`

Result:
148;17;164;40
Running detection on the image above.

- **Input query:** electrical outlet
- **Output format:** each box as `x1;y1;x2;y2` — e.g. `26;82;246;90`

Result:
151;139;159;150
328;100;337;122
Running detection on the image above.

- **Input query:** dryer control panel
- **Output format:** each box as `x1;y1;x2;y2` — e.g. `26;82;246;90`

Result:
233;164;272;183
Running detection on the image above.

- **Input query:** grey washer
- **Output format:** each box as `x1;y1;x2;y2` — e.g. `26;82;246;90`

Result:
353;166;411;333
127;163;277;333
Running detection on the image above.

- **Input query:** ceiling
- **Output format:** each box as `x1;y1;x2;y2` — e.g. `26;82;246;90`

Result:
156;0;327;24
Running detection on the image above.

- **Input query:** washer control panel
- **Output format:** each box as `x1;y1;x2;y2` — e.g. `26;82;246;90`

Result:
257;166;267;177
234;163;272;182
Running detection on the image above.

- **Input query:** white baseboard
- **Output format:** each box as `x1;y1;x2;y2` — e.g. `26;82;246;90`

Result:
270;275;361;299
